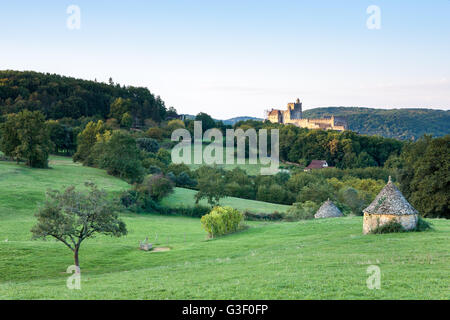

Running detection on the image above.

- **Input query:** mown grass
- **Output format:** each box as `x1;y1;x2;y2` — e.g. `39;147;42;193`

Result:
0;157;449;299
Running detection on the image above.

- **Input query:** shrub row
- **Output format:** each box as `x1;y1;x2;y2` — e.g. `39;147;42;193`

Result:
243;211;284;221
120;189;210;217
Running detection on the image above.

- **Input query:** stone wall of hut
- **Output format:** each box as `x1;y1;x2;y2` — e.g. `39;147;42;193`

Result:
363;213;418;234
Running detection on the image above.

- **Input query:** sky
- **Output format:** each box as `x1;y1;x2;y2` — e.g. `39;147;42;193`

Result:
0;0;449;119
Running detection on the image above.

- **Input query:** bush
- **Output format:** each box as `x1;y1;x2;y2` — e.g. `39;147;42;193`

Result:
156;148;171;165
415;217;432;232
146;127;164;140
167;119;185;131
166;172;177;183
201;206;244;238
371;221;405;234
142;174;174;201
284;201;318;221
167;163;191;176
371;217;432;234
136;138;160;153
119;189;161;213
148;165;163;175
142;157;166;173
175;171;197;188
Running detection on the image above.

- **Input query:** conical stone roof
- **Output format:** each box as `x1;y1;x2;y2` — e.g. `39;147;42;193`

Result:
363;177;418;216
314;199;343;219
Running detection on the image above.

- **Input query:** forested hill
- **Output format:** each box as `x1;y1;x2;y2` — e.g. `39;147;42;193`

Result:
0;70;170;124
303;107;450;140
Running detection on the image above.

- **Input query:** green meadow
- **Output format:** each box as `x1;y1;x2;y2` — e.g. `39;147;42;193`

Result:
0;157;449;299
182;144;271;176
161;188;290;214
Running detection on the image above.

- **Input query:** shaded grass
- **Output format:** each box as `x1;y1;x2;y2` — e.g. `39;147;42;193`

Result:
161;187;291;214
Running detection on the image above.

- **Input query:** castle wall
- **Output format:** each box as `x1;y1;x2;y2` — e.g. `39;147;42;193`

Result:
282;110;290;122
284;118;344;131
266;101;346;132
267;114;279;123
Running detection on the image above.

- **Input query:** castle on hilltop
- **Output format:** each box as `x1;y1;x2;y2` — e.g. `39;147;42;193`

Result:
265;98;347;131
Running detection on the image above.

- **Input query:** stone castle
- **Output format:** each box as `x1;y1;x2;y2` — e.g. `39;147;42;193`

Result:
266;98;347;131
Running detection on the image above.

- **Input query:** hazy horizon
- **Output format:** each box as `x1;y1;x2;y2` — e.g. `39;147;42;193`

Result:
1;1;449;118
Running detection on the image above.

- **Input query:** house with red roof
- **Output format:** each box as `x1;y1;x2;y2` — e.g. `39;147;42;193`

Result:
304;160;330;172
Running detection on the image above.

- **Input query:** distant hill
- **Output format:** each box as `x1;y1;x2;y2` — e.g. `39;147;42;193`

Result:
180;115;263;125
222;116;263;125
302;107;450;140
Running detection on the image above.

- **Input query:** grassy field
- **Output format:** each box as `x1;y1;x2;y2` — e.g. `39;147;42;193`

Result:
0;157;449;299
162;187;290;213
179;144;270;175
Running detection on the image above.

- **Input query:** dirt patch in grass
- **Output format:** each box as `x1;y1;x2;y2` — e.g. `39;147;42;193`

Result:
152;247;171;252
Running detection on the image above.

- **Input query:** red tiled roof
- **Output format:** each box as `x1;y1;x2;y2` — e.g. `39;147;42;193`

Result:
268;109;280;116
306;160;328;169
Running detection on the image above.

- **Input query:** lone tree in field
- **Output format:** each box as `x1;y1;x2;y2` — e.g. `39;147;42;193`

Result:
31;182;127;270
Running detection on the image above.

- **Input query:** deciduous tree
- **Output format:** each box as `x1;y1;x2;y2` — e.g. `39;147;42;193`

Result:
94;131;145;183
195;168;226;206
73;120;106;165
31;182;127;269
0;110;52;168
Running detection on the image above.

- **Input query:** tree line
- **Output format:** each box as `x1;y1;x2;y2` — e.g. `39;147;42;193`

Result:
233;120;404;169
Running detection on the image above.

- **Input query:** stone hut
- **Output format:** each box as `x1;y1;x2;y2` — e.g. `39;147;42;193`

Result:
314;199;343;219
363;176;418;234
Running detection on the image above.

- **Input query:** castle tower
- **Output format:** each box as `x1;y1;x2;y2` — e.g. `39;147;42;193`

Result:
294;98;302;119
286;98;302;120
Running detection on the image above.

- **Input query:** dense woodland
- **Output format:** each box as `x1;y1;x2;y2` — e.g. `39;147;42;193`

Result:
232;120;404;168
0;70;172;124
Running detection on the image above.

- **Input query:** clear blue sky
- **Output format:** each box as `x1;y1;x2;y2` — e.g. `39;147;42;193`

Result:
0;0;449;118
